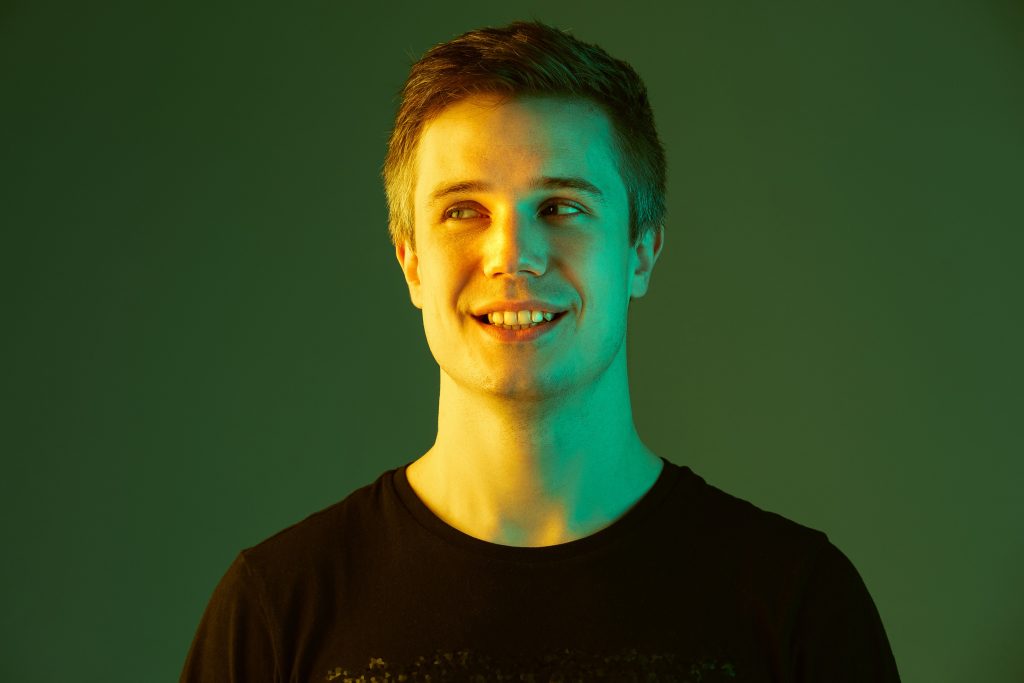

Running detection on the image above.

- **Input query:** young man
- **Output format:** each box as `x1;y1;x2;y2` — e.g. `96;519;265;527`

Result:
181;21;901;682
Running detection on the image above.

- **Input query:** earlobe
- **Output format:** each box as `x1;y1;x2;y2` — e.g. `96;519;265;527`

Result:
630;225;664;299
395;241;423;309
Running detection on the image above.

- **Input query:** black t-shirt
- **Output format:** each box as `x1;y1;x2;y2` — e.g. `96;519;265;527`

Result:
180;457;900;682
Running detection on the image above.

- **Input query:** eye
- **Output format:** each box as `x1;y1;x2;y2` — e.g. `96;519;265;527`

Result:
540;202;584;218
443;205;483;221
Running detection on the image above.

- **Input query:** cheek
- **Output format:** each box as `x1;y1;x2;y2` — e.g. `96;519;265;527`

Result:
579;251;629;302
419;264;462;323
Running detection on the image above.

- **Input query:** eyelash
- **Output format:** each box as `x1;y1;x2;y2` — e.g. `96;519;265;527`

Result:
443;201;585;221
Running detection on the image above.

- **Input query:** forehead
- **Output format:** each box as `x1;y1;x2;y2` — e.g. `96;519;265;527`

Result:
413;94;624;207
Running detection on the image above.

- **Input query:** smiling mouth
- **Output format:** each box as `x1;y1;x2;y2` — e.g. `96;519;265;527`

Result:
472;310;568;331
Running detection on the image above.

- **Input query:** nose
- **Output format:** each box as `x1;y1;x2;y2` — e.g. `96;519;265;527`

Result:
481;205;547;278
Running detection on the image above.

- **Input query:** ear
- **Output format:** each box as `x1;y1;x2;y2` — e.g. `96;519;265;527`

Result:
395;240;424;309
629;225;664;299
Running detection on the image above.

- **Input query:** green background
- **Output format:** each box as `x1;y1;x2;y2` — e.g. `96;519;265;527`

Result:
3;1;1022;681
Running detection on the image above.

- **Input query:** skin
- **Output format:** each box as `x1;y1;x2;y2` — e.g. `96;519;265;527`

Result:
396;93;665;547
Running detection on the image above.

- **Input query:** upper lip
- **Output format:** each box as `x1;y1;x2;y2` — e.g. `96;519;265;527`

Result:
471;300;568;316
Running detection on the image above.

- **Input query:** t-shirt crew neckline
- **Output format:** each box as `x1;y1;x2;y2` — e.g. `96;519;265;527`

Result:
391;455;683;563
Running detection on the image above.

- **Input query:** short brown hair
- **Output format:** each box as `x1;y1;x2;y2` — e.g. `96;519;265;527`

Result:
382;20;667;250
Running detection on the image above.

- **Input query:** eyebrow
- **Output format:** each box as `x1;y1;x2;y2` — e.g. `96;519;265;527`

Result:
428;176;605;206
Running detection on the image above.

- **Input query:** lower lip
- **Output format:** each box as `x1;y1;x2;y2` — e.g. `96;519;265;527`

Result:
474;313;567;343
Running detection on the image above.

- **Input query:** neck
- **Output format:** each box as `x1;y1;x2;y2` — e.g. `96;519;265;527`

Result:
406;348;663;547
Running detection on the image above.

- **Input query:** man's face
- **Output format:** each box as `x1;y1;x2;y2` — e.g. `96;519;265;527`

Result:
396;94;662;401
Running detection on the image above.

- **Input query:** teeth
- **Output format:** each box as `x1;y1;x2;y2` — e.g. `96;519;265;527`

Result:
486;310;558;327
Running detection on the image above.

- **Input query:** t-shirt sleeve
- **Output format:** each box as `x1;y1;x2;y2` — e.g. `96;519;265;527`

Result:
179;552;280;683
791;539;901;682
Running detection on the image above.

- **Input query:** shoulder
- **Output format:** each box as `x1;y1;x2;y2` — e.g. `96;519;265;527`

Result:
672;465;900;679
237;465;399;578
666;463;843;589
672;463;831;547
